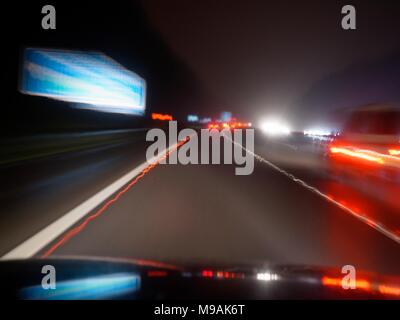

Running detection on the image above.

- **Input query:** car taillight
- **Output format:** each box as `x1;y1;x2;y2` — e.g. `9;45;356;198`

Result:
330;147;385;164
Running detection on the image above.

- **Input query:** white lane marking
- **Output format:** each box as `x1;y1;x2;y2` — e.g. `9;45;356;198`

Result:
229;135;400;245
1;143;178;260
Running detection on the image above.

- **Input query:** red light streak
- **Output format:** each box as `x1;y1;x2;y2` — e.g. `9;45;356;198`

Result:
321;276;341;286
208;121;253;130
147;270;168;277
388;149;400;156
201;269;242;279
378;284;400;296
152;113;173;121
330;147;384;164
122;258;180;270
202;270;213;277
323;276;400;296
42;139;187;257
322;276;371;291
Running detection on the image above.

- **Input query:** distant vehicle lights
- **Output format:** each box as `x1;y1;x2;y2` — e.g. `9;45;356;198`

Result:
330;147;385;165
304;129;331;137
207;122;252;130
260;119;291;136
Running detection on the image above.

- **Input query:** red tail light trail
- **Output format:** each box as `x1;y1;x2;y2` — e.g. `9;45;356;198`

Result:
152;113;173;121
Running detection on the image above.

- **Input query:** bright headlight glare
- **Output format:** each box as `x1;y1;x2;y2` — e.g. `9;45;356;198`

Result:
260;119;291;136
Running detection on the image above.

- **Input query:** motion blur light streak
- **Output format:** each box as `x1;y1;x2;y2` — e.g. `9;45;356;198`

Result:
304;129;331;137
322;276;400;296
378;284;400;296
41;139;187;258
388;149;400;156
201;270;241;279
152;113;173;121
229;136;400;245
187;114;199;122
20;273;140;300
20;48;146;115
321;276;342;287
352;279;371;291
123;258;180;271
321;276;371;291
257;272;279;281
147;270;168;277
207;121;251;130
330;147;385;164
1;140;185;260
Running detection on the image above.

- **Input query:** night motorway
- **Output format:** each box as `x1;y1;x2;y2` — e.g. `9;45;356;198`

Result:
0;0;400;310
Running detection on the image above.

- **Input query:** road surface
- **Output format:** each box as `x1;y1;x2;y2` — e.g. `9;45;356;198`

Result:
1;130;399;276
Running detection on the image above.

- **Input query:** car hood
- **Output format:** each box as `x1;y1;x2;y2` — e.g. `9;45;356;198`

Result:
0;256;399;299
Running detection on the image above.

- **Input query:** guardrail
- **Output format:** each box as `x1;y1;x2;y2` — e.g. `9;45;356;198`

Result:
0;128;148;166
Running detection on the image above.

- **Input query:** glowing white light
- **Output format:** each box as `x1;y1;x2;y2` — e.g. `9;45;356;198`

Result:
304;129;331;137
187;114;199;122
257;272;279;281
260;119;291;136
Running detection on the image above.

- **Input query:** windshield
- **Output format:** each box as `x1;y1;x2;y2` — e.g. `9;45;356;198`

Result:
1;0;400;301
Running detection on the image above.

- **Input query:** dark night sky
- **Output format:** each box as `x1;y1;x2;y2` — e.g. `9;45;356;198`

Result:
141;0;400;129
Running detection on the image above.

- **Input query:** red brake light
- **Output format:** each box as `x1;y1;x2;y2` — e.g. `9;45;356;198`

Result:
330;147;384;164
202;270;213;277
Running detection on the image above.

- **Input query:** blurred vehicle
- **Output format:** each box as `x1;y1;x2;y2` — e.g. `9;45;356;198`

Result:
1;257;399;299
328;105;400;183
